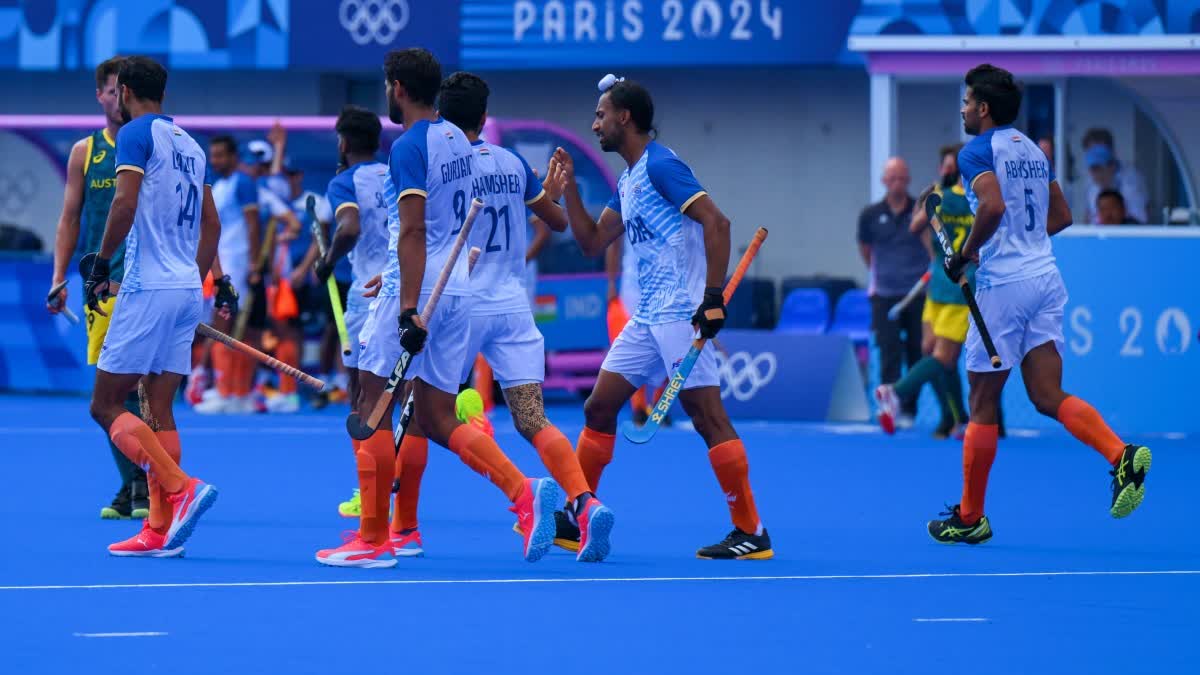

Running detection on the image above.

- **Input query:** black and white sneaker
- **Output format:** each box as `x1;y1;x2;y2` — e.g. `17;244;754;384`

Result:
696;528;773;560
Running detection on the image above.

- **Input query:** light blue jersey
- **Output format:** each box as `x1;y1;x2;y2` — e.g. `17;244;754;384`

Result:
467;140;545;315
604;141;708;325
210;170;257;267
327;161;390;306
114;113;209;291
959;126;1057;289
380;117;475;299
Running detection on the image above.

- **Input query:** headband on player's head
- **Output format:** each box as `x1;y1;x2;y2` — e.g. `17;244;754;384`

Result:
598;73;625;93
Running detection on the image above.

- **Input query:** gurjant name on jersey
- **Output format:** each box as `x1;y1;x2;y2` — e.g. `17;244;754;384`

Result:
440;156;473;185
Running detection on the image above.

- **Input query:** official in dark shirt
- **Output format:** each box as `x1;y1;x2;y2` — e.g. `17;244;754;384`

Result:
857;157;929;423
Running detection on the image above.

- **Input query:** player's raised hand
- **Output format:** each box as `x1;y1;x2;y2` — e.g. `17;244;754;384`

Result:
267;120;287;150
83;256;113;315
551;147;575;182
544;157;568;202
362;273;382;298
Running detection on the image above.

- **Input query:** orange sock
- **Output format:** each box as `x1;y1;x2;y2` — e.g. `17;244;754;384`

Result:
356;431;395;545
960;423;999;525
212;343;233;397
532;426;590;501
392;435;428;532
276;338;299;395
575;427;615;493
108;413;187;494
473;355;494;413
707;440;762;535
236;353;255;397
447;423;526;501
1057;396;1125;465
149;431;182;533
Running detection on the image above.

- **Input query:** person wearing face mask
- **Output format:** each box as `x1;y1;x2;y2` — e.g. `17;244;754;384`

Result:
877;145;975;440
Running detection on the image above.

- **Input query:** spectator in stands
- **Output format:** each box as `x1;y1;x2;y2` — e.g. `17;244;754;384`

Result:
1038;136;1054;170
1096;189;1141;225
1082;127;1147;224
857;157;927;427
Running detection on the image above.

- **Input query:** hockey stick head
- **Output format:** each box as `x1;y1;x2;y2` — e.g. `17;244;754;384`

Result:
621;419;656;444
923;192;942;222
346;412;377;440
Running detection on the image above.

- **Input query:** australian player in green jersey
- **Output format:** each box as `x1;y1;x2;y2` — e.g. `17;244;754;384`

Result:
47;56;150;521
876;145;974;438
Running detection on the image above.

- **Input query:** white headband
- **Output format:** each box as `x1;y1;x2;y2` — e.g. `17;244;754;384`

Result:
598;73;624;93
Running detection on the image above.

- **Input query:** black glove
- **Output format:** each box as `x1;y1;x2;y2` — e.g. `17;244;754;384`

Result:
83;256;112;312
214;275;240;315
397;308;428;355
943;251;970;284
313;255;334;284
691;287;726;339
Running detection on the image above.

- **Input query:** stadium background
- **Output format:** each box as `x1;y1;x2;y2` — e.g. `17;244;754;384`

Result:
0;0;1197;434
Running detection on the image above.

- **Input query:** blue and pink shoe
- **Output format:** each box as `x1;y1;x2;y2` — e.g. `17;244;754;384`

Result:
164;478;218;550
575;497;614;563
509;477;562;562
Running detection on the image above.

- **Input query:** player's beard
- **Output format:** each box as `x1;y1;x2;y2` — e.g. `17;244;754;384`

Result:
387;96;404;125
941;173;958;189
598;130;618;152
119;99;132;124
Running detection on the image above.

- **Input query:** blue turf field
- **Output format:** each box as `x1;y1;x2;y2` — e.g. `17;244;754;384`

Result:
1;394;1197;674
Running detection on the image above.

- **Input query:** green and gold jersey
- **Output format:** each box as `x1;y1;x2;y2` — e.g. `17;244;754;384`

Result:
79;128;126;281
929;183;976;304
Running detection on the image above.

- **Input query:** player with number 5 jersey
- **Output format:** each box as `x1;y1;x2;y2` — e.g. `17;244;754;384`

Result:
82;56;227;558
553;74;772;560
927;64;1151;545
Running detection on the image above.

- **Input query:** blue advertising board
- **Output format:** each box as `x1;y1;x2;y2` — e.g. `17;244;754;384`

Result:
0;0;458;71
533;274;609;352
714;330;870;422
461;0;859;69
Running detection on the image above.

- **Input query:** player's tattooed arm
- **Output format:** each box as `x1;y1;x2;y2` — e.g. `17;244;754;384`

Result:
553;147;623;256
503;383;551;440
1047;181;1073;236
196;185;221;280
682;194;732;290
960;172;1005;259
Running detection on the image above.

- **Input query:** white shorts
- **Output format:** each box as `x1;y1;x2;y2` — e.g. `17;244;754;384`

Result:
97;288;203;376
341;297;371;370
358;293;471;394
601;319;718;390
460;312;546;389
966;269;1067;373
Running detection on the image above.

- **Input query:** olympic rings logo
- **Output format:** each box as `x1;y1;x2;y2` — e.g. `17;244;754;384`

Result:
339;0;410;46
0;171;37;214
715;350;777;402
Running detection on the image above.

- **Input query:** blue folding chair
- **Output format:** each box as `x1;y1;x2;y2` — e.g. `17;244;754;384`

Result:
828;289;872;343
775;288;830;334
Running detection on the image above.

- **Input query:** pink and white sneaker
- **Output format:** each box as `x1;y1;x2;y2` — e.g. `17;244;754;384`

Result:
185;367;209;406
164;478;218;550
508;477;562;562
875;384;900;435
390;528;425;557
575;496;614;563
108;521;183;558
316;531;397;568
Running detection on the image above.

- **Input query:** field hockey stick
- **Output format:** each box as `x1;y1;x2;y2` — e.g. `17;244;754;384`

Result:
622;227;768;444
888;271;931;321
391;246;482;491
47;280;80;324
232;217;277;341
924;193;1001;369
196;323;326;391
306;195;351;356
346;198;485;440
